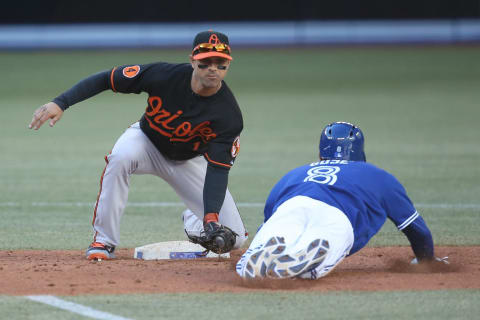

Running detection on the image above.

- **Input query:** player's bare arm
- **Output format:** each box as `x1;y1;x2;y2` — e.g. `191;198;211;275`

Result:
28;102;63;130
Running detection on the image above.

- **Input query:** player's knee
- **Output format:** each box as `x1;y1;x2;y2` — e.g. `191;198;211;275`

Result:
107;151;139;173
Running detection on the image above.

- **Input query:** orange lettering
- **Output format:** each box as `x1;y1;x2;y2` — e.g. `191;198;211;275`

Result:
173;121;191;137
190;121;217;141
153;109;171;123
145;116;173;137
144;96;218;145
209;34;219;45
193;141;200;151
160;110;183;130
145;96;163;116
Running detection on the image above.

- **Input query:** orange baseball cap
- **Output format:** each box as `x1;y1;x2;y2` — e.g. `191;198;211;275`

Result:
191;30;233;61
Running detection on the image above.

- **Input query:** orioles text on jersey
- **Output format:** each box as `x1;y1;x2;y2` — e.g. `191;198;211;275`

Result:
144;95;217;144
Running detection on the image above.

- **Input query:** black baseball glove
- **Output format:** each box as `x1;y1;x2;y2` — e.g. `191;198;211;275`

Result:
186;222;238;254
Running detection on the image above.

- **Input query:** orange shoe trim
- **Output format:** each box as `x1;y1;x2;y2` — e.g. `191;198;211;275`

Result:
90;242;107;249
87;253;110;261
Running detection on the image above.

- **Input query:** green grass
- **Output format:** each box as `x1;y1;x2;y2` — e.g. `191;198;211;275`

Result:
1;290;479;320
0;45;479;318
1;46;479;247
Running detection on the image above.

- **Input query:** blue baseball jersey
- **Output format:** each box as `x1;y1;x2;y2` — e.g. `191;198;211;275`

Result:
264;160;419;255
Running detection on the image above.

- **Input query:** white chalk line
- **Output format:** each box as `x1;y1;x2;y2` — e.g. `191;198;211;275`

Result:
0;201;479;210
0;201;263;208
26;295;132;320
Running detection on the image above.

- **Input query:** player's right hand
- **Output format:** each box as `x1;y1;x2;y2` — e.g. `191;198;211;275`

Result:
28;102;63;130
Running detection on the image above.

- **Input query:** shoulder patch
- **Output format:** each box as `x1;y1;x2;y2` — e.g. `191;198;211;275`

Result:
231;136;240;158
122;65;140;78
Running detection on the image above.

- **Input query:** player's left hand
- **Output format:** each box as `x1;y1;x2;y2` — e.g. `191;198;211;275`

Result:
29;102;63;130
410;256;449;265
434;256;450;264
186;221;237;254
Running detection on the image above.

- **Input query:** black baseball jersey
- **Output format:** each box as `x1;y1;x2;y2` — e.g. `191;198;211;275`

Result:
52;61;242;215
109;63;243;168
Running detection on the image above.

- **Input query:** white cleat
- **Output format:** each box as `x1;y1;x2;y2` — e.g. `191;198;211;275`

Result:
242;236;286;279
267;239;329;279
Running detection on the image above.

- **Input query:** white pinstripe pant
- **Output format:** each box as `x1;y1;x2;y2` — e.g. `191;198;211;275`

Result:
92;122;248;248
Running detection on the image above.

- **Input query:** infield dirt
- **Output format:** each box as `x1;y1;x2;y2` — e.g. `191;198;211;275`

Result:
1;246;478;296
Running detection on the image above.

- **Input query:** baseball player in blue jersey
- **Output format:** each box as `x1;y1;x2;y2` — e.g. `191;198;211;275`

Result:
237;121;444;280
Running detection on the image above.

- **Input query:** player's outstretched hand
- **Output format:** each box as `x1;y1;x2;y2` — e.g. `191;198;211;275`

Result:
410;256;449;265
29;102;63;130
407;256;454;273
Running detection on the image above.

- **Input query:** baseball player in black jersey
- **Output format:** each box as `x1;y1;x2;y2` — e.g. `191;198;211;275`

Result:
28;30;248;260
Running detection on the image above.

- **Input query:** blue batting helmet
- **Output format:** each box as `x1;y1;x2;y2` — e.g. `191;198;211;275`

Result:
319;122;366;162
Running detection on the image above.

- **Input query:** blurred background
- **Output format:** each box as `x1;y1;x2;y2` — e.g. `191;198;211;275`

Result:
1;0;480;48
1;1;479;251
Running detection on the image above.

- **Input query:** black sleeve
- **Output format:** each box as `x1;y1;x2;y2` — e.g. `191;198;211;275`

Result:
52;71;110;111
204;137;241;169
401;215;434;261
203;164;229;216
110;63;173;94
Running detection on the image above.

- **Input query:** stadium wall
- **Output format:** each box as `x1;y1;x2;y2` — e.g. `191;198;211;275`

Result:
1;20;479;49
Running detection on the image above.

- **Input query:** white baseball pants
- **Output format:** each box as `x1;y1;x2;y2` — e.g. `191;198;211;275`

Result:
236;196;353;279
92;122;247;248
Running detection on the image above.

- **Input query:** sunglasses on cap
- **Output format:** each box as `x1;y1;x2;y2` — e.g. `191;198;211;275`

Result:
192;43;232;55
